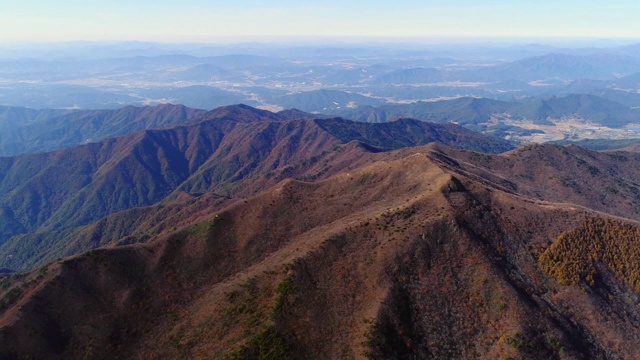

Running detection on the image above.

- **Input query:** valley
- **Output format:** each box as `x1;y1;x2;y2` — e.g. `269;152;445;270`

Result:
4;43;640;146
491;115;640;143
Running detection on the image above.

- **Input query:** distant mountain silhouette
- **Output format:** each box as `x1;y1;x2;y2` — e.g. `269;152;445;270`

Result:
0;104;206;156
338;97;512;124
462;53;640;82
338;94;640;128
0;106;69;131
551;138;640;150
511;94;640;127
137;86;253;110
613;71;640;89
171;63;231;81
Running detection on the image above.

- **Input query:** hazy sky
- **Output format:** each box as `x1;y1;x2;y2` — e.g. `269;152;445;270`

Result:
1;0;639;42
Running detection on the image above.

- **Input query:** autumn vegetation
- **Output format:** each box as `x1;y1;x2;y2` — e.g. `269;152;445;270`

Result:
540;217;640;292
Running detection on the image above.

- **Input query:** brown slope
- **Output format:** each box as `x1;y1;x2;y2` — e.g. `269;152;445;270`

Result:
0;119;236;239
39;121;236;230
315;117;514;154
176;118;342;195
0;148;449;358
3;147;640;359
0;106;511;272
0;104;297;242
620;143;640;152
0;192;236;272
0;118;342;271
0;140;379;272
0;103;291;239
424;142;640;221
177;117;513;196
0;138;410;273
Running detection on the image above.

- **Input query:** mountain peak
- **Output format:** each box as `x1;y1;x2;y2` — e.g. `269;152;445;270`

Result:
198;103;287;123
276;108;317;120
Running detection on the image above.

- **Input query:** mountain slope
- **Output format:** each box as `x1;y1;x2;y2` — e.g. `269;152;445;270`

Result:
2;144;640;358
464;53;640;82
0;105;512;270
0;119;235;241
315;117;513;153
0;106;69;131
432;143;640;220
0;140;386;271
0;104;207;156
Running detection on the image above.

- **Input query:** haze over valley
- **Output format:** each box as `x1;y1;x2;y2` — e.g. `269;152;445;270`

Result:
3;41;640;147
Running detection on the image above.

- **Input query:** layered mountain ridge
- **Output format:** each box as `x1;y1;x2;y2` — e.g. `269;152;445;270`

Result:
2;139;640;359
4;89;640;159
0;105;512;271
2;103;640;359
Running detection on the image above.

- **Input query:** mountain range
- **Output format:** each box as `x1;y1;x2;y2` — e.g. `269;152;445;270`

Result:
3;91;639;159
0;104;206;156
335;94;640;128
4;42;640;112
2;130;640;358
0;105;513;272
2;101;640;358
4;39;640;358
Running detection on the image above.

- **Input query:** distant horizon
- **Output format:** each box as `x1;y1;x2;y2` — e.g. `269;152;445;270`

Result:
1;36;639;48
1;36;638;62
3;1;640;43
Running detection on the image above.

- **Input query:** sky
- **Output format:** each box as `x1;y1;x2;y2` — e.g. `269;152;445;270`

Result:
1;0;639;43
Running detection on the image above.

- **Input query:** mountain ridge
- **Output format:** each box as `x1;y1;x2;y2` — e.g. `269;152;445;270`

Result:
0;105;512;271
0;103;207;156
2;141;640;358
